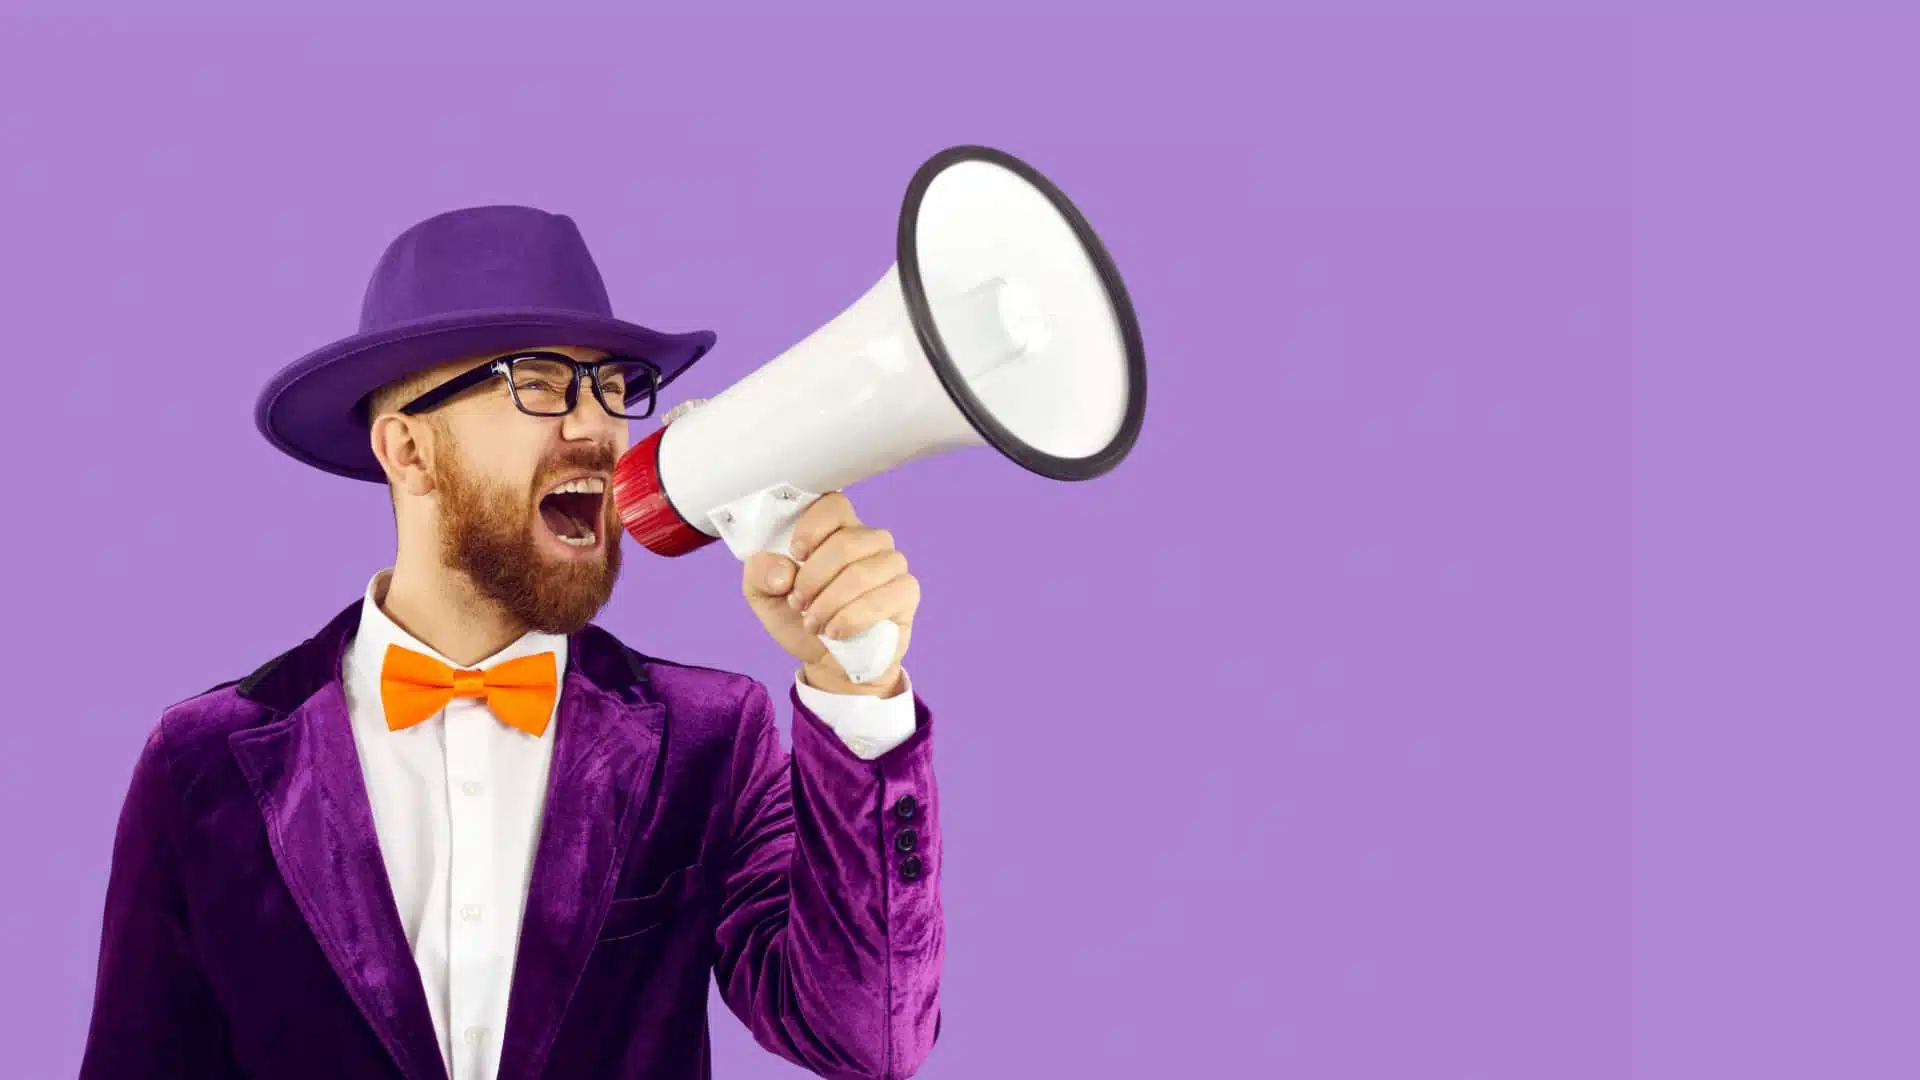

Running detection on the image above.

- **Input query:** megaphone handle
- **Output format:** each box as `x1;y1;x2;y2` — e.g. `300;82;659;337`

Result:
708;483;904;686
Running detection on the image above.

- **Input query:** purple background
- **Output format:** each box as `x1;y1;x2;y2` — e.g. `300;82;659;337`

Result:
1630;13;1920;1079
0;8;1906;1080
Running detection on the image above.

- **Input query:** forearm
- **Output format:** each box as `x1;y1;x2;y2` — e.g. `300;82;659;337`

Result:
715;683;944;1079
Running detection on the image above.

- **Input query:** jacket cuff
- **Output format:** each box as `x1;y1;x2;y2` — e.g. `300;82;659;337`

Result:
789;681;940;910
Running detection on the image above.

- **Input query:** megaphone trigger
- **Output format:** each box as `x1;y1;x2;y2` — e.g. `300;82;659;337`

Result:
709;481;904;685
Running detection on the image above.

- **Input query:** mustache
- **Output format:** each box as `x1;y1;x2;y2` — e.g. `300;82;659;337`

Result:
534;443;619;489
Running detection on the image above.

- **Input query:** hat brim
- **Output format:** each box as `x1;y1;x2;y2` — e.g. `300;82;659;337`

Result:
255;308;717;483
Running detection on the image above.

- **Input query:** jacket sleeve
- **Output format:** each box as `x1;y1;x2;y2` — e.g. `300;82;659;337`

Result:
79;722;238;1080
712;678;944;1080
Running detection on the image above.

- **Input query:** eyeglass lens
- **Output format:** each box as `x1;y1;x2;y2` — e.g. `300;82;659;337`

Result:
507;356;651;418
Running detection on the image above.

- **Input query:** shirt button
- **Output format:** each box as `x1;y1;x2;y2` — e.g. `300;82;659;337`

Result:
464;1027;484;1045
461;904;483;922
462;781;483;797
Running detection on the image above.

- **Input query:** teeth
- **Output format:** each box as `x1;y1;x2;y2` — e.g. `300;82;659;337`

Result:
541;477;602;548
548;477;606;496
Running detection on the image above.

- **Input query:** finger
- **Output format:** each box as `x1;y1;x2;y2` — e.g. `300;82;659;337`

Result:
790;492;860;561
743;553;798;599
791;527;896;609
820;574;921;641
799;549;909;633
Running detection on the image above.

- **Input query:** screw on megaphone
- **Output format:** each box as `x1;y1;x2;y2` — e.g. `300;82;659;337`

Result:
661;397;709;426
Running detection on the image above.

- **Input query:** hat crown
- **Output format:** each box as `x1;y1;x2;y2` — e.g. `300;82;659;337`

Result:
358;205;615;332
257;203;714;483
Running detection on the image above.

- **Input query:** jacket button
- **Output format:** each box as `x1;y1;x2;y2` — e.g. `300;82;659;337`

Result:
900;854;923;881
891;794;918;821
894;829;917;853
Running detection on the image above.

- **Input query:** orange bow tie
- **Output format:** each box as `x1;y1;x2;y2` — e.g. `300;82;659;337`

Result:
379;643;558;737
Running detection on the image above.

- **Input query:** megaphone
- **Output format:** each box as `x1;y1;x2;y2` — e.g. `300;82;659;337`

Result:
613;144;1147;683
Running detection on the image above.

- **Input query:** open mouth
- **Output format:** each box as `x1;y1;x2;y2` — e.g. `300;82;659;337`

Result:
537;476;606;549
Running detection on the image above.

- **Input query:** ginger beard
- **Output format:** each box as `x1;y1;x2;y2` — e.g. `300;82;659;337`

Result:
429;434;624;636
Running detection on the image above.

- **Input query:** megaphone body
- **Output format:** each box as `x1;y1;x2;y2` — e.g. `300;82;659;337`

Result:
614;145;1147;683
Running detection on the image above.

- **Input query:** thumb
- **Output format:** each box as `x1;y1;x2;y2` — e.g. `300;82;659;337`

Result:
743;553;797;602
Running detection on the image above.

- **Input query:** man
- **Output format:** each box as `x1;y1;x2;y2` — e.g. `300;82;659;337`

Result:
80;206;943;1080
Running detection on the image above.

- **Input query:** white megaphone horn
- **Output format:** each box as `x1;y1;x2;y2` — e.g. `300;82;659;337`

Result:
612;144;1147;684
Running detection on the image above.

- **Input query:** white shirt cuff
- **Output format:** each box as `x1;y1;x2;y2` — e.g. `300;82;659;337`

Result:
792;667;918;760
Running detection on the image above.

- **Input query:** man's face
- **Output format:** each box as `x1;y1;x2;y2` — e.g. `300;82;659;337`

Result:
423;345;632;635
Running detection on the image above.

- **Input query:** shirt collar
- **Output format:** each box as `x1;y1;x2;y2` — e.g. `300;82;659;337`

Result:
345;568;570;730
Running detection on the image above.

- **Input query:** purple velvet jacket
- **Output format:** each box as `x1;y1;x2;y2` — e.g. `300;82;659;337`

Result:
78;598;943;1079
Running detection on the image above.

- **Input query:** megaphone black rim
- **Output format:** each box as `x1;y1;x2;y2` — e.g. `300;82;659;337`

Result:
896;144;1147;482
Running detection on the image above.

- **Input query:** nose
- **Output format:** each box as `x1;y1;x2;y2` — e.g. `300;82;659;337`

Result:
558;371;627;447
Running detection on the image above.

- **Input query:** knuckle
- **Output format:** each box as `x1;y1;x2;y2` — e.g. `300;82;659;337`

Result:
834;573;872;607
802;525;842;560
802;576;838;607
855;558;891;589
811;493;848;521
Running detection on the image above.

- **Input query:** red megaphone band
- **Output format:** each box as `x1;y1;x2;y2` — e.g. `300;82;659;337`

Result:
612;426;717;557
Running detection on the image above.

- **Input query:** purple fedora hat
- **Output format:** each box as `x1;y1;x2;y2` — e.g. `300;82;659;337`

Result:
254;204;716;482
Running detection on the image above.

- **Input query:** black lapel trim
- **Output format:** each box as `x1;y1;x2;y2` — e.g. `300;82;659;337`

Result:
234;654;287;699
233;600;363;715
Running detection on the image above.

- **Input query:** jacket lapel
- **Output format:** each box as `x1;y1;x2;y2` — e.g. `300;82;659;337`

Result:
496;631;666;1080
226;601;448;1080
216;603;665;1080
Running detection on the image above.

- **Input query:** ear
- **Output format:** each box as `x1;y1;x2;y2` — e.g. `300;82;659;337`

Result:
370;412;437;497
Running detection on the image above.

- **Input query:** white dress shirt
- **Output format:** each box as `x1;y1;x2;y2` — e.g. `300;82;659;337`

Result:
338;569;916;1080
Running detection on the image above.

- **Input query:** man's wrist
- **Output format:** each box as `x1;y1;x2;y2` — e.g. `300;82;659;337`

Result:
801;659;907;698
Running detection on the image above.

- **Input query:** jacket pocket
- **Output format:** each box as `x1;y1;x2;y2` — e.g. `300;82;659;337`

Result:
597;863;706;943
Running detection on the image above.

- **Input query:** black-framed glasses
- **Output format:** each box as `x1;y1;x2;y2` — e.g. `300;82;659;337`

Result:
399;351;661;420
